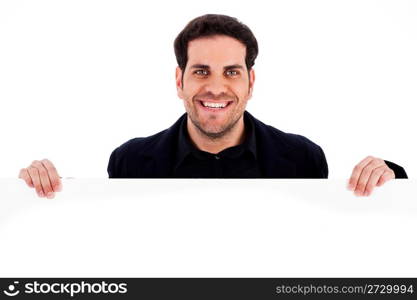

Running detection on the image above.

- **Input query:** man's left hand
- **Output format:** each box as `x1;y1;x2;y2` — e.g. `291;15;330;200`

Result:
348;156;395;196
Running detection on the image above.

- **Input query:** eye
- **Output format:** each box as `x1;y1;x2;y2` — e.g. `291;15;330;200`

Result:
226;70;239;76
194;69;208;76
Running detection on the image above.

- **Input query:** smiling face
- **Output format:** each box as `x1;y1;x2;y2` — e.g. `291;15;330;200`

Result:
176;35;255;139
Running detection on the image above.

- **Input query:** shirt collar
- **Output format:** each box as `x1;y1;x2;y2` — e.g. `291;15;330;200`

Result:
175;111;258;169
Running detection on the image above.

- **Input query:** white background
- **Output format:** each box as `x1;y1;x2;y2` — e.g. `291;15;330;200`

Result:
0;0;416;178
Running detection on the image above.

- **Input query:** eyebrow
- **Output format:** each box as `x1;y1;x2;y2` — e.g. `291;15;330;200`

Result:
190;64;244;70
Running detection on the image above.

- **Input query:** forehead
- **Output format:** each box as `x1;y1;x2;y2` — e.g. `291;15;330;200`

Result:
187;35;246;67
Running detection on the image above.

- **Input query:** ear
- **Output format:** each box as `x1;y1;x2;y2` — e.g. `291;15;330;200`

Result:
248;68;255;99
175;66;184;99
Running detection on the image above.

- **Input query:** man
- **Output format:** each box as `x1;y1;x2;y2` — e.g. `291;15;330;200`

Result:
19;14;407;199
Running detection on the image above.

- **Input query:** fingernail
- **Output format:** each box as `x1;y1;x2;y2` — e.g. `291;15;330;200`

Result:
46;192;54;199
39;191;44;197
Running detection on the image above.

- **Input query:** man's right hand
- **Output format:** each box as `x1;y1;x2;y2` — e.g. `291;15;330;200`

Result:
18;159;62;199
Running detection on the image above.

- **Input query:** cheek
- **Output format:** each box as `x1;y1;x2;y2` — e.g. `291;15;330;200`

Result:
183;82;201;101
232;82;250;100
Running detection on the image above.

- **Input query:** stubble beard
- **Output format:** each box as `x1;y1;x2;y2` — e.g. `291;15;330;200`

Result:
185;91;246;140
189;112;242;140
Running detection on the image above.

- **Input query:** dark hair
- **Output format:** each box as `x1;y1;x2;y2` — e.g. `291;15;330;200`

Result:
174;14;258;72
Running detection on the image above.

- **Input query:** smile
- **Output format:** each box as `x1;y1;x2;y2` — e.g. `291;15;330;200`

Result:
197;100;233;111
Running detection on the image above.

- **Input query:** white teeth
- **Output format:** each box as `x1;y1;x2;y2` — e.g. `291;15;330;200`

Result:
203;102;227;108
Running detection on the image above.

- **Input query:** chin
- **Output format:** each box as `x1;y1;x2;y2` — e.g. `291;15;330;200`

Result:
200;123;233;138
201;129;227;139
200;120;227;131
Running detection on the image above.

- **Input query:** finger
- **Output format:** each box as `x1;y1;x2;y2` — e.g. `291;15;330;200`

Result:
354;158;385;196
18;168;34;188
376;169;395;186
27;166;45;197
31;160;55;199
41;159;62;192
348;156;374;191
363;166;386;196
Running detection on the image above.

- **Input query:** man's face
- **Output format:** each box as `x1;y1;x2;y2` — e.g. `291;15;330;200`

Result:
176;35;255;139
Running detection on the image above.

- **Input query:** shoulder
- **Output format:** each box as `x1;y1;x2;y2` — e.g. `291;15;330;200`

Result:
107;114;186;177
107;131;167;178
248;111;323;154
111;113;186;158
246;111;328;178
269;126;323;155
112;130;169;158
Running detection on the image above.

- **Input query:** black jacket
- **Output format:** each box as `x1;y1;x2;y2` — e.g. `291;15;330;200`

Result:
107;111;407;178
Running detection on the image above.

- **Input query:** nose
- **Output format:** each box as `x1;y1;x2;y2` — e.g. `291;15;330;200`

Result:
204;75;228;97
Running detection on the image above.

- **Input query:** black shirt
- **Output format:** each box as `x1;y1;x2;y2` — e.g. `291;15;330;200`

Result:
173;113;262;178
